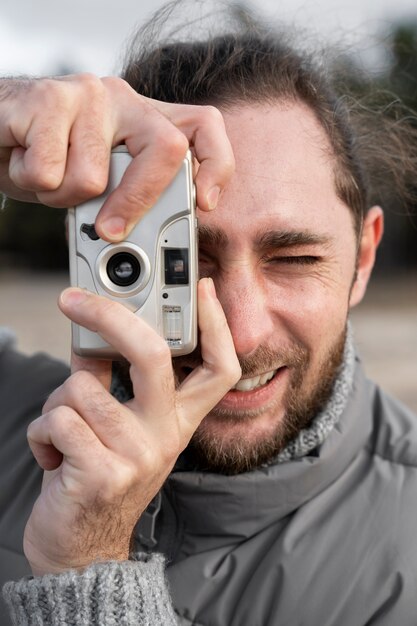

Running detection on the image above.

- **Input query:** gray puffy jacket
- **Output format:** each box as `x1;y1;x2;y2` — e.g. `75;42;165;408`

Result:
1;337;417;625
157;361;417;625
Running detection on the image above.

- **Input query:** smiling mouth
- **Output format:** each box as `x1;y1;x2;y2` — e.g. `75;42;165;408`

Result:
231;369;279;391
180;365;282;392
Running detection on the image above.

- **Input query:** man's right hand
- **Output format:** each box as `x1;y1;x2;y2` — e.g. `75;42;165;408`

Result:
0;74;235;241
23;278;241;577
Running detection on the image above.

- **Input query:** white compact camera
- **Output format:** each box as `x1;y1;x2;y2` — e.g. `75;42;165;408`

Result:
68;146;198;359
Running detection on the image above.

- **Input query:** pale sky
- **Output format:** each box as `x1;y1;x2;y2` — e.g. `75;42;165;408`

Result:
0;0;416;77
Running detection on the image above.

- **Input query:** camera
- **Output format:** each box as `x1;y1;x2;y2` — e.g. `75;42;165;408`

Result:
68;146;198;359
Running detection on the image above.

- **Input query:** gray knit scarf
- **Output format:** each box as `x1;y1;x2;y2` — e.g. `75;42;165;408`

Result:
273;322;355;464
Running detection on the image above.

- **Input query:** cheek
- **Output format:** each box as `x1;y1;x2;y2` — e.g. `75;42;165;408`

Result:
265;273;352;352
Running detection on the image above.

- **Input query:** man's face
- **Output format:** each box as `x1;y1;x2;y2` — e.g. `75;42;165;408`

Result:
175;101;361;473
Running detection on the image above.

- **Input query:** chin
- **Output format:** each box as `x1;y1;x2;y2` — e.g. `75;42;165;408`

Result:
185;330;347;475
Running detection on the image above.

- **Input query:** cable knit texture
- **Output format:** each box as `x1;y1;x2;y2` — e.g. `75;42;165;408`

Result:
273;323;355;464
2;555;178;626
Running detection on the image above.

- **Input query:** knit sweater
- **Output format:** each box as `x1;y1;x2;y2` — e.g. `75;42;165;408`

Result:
3;556;177;626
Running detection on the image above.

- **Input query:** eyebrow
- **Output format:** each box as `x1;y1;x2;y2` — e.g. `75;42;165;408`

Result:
198;225;229;248
254;230;332;251
198;225;332;251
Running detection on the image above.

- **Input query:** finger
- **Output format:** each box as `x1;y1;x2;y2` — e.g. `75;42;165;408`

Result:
8;118;71;194
3;78;83;193
94;90;189;241
36;92;113;208
58;288;176;418
95;137;187;242
41;369;148;456
177;278;241;437
29;439;63;471
0;147;38;202
27;407;103;471
153;101;235;211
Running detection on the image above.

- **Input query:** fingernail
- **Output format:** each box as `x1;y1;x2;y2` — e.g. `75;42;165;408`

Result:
207;186;221;211
60;288;89;307
100;216;127;240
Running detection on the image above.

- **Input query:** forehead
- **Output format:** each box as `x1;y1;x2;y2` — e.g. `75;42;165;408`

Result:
199;102;354;242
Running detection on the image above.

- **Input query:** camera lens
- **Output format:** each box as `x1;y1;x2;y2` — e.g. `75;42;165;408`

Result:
106;252;141;287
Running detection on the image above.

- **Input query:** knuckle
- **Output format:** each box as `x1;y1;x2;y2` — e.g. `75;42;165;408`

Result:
74;173;107;198
77;72;100;85
76;72;105;97
161;128;189;160
47;406;80;437
148;341;172;368
100;460;138;497
200;104;224;126
148;128;188;168
11;150;65;195
65;369;95;396
101;75;130;94
135;450;159;478
18;166;59;192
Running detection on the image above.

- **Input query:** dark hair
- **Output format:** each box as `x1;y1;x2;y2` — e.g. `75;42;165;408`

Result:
122;1;417;236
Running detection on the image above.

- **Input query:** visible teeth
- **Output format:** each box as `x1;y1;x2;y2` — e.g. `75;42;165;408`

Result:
235;376;260;391
233;369;277;392
259;371;274;385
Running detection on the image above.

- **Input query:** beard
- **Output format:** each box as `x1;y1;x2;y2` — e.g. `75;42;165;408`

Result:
174;325;347;475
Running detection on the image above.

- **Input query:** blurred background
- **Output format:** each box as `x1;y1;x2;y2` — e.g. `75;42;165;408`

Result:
0;0;416;410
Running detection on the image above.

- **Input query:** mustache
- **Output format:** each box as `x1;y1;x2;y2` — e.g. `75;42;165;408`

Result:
174;340;309;378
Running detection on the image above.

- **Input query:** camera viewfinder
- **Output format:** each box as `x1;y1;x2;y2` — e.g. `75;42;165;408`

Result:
164;249;189;285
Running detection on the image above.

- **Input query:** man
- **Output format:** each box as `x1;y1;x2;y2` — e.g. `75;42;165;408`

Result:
1;6;417;625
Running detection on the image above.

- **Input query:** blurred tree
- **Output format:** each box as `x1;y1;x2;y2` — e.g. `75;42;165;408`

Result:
332;22;417;274
0;198;68;270
385;22;417;272
390;23;417;111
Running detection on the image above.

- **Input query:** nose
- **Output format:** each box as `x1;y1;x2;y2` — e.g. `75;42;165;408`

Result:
215;271;275;358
